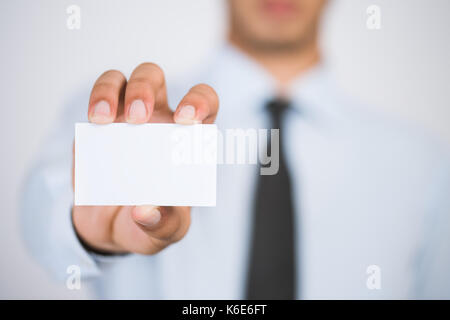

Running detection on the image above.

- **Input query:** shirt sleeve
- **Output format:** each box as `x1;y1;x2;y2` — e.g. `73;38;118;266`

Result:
414;151;450;299
19;90;125;282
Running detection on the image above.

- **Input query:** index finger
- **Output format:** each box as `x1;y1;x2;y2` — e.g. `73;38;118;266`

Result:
174;84;219;124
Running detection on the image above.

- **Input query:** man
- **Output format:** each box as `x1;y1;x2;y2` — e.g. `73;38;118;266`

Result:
22;0;450;299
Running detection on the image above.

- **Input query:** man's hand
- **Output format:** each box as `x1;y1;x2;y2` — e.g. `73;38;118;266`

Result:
72;63;219;255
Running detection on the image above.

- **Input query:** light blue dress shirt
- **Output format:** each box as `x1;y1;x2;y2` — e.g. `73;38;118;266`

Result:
21;44;450;299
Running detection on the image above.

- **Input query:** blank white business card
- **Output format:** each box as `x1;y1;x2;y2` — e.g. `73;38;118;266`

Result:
74;123;217;206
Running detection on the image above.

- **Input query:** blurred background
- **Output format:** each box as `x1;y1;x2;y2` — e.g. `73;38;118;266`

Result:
0;0;449;299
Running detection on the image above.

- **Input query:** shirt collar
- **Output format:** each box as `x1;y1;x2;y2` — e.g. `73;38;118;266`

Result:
210;43;335;116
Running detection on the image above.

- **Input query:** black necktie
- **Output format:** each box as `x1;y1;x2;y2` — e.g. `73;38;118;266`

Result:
246;98;296;300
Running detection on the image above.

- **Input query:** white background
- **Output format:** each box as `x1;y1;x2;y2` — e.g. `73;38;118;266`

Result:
0;0;449;298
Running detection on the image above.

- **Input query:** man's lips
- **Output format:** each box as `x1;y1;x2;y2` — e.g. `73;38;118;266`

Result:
261;0;299;18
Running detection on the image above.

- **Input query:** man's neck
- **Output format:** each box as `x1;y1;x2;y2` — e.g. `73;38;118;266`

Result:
228;36;321;87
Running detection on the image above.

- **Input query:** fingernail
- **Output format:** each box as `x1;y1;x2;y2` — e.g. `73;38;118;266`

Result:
92;100;111;121
128;99;147;122
134;206;161;227
176;105;199;124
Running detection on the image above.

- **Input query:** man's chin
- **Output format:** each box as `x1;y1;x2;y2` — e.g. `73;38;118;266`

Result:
246;34;309;52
